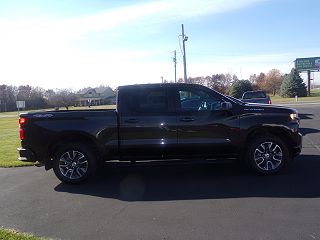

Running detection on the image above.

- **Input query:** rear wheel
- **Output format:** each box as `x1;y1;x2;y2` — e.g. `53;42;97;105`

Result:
246;135;290;175
53;143;97;184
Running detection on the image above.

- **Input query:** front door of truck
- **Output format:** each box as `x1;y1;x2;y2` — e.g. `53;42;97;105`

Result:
119;86;177;160
173;85;239;158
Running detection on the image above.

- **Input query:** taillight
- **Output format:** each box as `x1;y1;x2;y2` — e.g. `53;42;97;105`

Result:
20;128;25;140
19;117;27;125
19;117;27;140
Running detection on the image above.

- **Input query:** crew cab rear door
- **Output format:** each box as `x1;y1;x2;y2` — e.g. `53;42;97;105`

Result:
173;85;240;158
118;85;177;159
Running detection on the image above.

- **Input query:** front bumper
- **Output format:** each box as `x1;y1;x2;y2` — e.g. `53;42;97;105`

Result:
17;148;36;162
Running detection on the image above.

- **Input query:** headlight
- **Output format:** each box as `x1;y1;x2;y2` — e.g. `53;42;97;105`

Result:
290;113;298;120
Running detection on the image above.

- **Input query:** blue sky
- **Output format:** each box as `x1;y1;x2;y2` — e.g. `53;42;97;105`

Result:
0;0;319;89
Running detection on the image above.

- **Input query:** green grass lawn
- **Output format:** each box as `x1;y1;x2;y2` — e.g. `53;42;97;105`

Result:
271;88;320;103
0;117;34;167
0;228;45;240
0;105;116;167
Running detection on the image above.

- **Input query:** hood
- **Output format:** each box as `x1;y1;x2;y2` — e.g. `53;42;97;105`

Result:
243;103;297;114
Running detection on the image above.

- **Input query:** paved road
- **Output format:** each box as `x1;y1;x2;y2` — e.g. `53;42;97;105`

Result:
0;105;319;240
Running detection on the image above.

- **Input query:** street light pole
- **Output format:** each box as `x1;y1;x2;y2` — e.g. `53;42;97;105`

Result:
181;24;188;83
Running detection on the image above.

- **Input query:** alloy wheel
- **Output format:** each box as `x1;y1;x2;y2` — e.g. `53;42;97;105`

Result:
58;150;88;180
254;141;283;171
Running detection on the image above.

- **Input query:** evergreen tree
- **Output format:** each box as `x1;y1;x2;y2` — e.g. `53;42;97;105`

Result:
280;68;307;97
229;80;253;98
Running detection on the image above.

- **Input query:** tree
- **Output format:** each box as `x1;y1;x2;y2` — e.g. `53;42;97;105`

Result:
44;89;55;101
207;74;232;94
255;72;266;90
249;74;257;84
14;85;49;110
187;77;206;86
280;69;307;97
264;69;283;95
48;89;77;110
16;85;32;102
0;85;16;112
232;74;239;82
229;80;253;98
29;87;48;109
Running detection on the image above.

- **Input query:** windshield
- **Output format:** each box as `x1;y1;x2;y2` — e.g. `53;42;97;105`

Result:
243;91;267;99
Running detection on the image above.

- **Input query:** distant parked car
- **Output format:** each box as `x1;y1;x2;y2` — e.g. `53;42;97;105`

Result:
241;90;272;104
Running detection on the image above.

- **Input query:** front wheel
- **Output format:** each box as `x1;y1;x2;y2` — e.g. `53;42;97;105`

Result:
246;135;290;175
53;143;97;184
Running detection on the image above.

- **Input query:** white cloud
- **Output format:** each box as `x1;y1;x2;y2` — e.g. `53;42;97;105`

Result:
1;0;289;89
0;0;265;43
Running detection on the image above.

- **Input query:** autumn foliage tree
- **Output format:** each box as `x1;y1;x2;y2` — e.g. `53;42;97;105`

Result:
254;72;266;90
187;74;235;95
264;69;283;95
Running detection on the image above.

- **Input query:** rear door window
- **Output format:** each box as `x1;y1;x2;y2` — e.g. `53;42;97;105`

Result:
126;88;169;113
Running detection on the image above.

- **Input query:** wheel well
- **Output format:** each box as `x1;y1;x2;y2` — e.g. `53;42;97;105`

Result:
45;134;102;170
244;127;293;154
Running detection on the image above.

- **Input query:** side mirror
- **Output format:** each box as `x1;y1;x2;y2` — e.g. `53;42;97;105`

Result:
221;101;232;110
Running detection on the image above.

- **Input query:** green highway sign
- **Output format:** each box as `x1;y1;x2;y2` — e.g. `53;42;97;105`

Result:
295;57;320;71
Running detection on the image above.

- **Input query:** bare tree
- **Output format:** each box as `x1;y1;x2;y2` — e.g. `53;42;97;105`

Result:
0;85;17;112
249;74;257;84
187;77;206;86
48;89;77;110
206;74;232;94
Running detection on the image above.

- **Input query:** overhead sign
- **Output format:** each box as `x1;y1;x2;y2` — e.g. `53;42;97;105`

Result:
295;57;320;71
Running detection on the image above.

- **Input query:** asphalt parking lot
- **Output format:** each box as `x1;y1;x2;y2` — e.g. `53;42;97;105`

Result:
0;103;319;240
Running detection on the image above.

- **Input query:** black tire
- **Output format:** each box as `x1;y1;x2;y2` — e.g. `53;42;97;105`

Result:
53;143;97;184
246;135;290;175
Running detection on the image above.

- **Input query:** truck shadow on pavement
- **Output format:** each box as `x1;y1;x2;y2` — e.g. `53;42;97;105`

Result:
54;154;320;201
299;113;314;120
299;127;320;136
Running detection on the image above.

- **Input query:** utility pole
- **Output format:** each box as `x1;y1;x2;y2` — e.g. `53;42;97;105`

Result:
181;24;188;83
161;76;164;83
174;50;177;83
307;70;311;96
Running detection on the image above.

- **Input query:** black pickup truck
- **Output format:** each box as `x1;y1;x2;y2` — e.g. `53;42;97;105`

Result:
18;83;302;183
